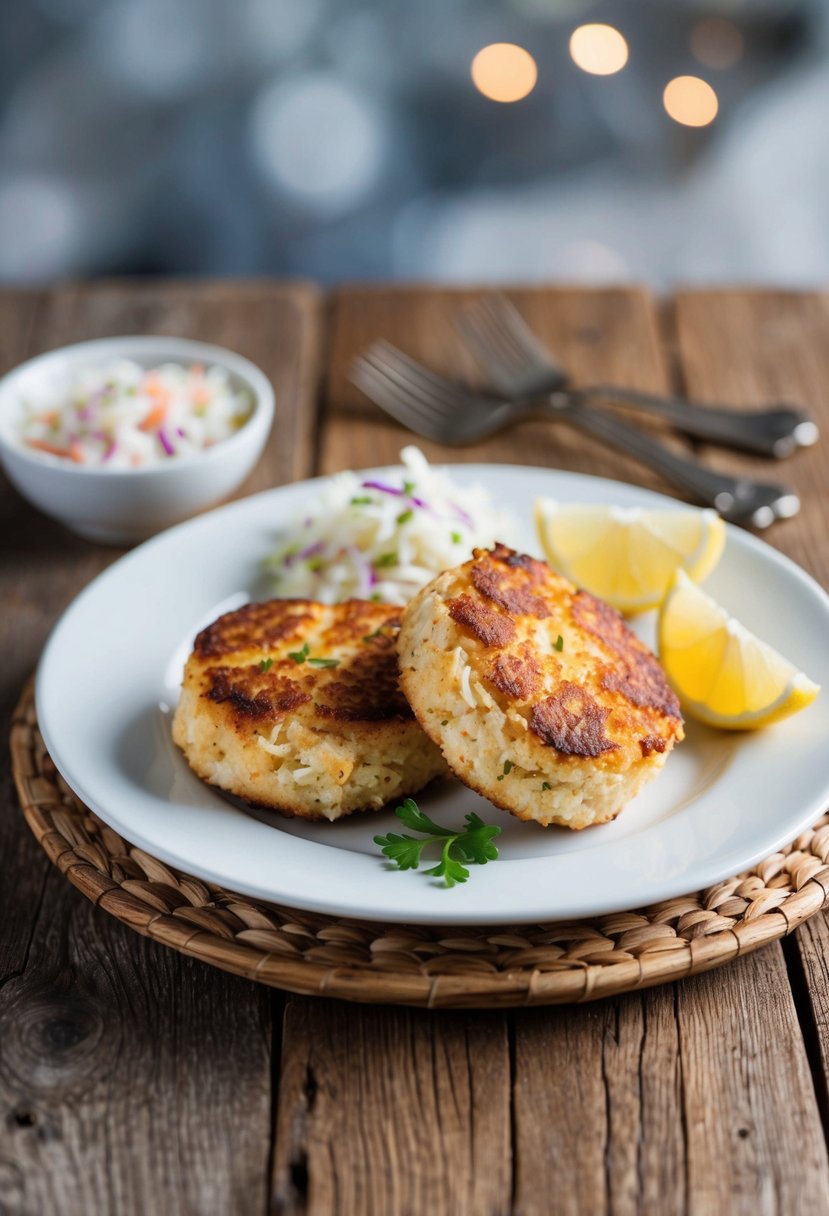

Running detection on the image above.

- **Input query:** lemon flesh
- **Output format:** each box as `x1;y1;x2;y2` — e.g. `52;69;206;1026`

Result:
658;570;820;729
534;499;726;614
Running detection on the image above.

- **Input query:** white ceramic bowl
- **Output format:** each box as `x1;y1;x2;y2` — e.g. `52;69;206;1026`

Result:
0;335;274;545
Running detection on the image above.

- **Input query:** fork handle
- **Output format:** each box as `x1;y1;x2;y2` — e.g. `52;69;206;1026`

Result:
581;384;818;458
550;399;799;527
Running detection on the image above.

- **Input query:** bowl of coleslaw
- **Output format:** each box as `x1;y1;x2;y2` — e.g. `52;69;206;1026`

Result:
0;335;274;543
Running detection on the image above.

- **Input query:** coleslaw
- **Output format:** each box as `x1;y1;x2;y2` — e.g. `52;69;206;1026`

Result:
18;359;252;469
264;446;518;605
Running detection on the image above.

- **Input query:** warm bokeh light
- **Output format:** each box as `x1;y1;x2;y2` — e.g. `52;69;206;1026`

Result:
690;18;744;69
569;24;629;76
663;75;719;127
471;43;538;103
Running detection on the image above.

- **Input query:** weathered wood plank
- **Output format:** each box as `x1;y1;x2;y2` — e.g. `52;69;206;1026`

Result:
321;285;688;487
791;917;829;1124
0;863;273;1215
271;997;511;1216
672;290;829;584
680;948;829;1215
513;991;684;1216
512;949;829;1216
0;281;324;1215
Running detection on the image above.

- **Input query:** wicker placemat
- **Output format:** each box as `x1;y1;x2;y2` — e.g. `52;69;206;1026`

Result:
11;680;829;1009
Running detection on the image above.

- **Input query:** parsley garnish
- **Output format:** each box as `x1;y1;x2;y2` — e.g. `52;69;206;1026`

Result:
403;480;415;495
450;531;462;544
287;642;338;668
374;799;501;888
396;509;414;526
503;759;513;774
363;627;383;643
351;495;373;505
375;552;397;568
554;634;564;652
259;657;274;673
541;781;551;791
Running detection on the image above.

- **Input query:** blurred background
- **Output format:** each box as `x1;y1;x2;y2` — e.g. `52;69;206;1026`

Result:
0;0;826;286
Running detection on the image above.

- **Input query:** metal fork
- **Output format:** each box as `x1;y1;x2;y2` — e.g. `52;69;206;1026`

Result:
456;295;818;458
350;340;800;528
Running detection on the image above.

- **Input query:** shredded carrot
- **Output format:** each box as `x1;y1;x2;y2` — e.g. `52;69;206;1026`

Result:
38;410;59;427
67;442;85;464
143;372;164;397
27;438;73;460
139;399;168;431
190;362;204;377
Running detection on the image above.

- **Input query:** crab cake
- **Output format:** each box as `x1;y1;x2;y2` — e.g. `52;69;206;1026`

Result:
173;599;447;821
398;544;683;830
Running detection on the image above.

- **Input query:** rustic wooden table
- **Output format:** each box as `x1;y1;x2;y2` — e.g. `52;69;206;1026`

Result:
3;281;829;1215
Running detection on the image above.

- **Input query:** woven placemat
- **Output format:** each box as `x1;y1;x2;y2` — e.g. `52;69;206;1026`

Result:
11;680;829;1009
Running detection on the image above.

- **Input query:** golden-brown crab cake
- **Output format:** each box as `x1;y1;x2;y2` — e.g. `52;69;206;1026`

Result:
398;544;684;829
173;598;447;821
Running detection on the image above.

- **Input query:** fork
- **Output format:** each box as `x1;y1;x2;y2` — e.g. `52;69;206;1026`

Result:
456;295;818;458
350;340;800;528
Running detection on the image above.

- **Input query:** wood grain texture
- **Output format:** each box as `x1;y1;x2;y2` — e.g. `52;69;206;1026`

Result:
512;992;684;1216
512;950;829;1216
321;285;688;488
271;997;511;1216
791;916;829;1127
680;948;829;1215
0;862;273;1215
0;281;323;1216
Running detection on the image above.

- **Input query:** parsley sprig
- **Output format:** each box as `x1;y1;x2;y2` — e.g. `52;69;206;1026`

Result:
374;799;501;888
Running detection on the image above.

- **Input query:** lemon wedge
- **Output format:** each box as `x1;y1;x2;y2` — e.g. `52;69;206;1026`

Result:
658;570;820;729
534;499;726;614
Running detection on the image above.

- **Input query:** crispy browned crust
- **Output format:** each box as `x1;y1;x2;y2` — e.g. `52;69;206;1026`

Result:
442;543;682;761
189;598;413;731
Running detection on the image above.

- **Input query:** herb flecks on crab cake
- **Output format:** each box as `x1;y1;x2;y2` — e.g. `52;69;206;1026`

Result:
173;598;447;821
397;544;684;830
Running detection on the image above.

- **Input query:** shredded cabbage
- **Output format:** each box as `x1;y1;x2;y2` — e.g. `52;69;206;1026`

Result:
264;446;518;605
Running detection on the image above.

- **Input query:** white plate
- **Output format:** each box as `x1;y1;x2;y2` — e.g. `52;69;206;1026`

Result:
36;465;829;926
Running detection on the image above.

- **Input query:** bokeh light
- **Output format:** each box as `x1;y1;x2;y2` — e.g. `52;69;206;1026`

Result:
249;74;384;215
569;24;628;76
471;43;538;103
663;76;719;127
101;0;226;99
0;176;82;279
690;18;744;70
